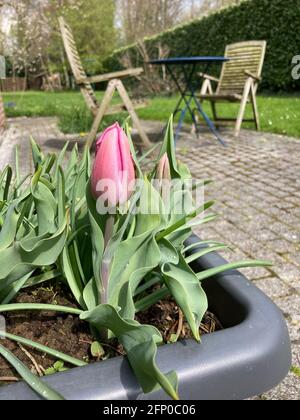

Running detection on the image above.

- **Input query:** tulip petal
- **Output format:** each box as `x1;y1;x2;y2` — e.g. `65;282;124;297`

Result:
91;123;135;209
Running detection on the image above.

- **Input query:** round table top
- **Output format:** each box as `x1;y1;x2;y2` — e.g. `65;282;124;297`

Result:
149;56;229;65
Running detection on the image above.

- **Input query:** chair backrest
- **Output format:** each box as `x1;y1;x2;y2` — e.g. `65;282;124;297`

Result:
217;41;267;95
0;95;5;133
58;17;98;114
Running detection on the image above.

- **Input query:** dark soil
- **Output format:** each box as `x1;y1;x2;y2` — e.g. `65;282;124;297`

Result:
0;283;222;384
0;284;93;383
136;298;223;341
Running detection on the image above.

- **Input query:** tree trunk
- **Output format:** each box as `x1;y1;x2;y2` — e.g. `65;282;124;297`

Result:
0;94;6;133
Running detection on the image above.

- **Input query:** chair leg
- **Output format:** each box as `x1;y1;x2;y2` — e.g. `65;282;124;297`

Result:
85;80;117;149
211;102;218;121
115;80;152;149
234;79;252;137
250;84;260;131
211;101;221;128
200;79;212;96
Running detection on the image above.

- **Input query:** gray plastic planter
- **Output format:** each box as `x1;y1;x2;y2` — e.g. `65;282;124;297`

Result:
0;235;291;400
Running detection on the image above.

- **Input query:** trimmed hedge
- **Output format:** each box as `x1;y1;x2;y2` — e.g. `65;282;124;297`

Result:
105;0;300;91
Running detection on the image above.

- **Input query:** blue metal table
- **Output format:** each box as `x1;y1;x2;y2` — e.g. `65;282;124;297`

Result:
149;57;229;146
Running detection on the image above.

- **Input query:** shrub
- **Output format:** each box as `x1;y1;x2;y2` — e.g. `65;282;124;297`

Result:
104;0;300;92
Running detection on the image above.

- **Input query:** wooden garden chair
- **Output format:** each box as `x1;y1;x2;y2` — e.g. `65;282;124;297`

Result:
0;94;6;134
198;41;267;137
58;17;151;149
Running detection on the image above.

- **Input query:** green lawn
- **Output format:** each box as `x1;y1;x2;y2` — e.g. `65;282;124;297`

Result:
3;91;300;138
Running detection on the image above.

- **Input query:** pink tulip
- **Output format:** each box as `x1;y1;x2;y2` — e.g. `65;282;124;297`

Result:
91;123;135;207
156;153;171;182
155;153;171;205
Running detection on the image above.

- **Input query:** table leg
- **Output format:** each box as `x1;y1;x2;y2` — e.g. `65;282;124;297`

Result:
175;95;194;141
164;62;226;146
182;66;227;147
167;65;200;142
193;98;227;147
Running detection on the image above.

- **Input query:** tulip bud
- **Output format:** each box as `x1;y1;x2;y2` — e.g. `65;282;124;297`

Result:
156;153;171;182
155;153;171;207
91;123;135;209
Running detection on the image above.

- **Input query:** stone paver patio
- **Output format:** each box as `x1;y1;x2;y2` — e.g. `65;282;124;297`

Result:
0;116;299;400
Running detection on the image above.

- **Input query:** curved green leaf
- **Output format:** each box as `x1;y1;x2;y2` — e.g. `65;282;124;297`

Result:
197;260;272;281
83;278;99;310
158;238;179;266
80;305;179;400
185;245;229;264
162;256;208;342
0;270;34;304
111;235;161;319
154;116;181;179
157;200;214;241
0;303;82;315
30;137;44;170
134;178;165;236
0;331;86;367
0;343;64;400
135;287;169;313
31;170;57;235
61;247;85;309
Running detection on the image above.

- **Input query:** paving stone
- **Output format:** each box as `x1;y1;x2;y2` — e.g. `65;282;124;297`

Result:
257;372;300;400
269;222;300;239
250;229;278;242
272;264;300;287
241;266;272;280
289;253;300;268
253;278;293;299
279;213;300;227
257;345;300;401
267;239;297;255
276;296;300;342
276;202;296;210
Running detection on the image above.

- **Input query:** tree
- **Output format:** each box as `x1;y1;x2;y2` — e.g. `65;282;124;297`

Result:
187;0;243;19
117;0;183;45
47;0;116;75
63;0;116;74
0;1;14;56
0;0;116;83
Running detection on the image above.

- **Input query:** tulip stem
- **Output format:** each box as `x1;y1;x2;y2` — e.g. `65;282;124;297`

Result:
100;215;115;306
100;215;115;342
104;215;115;249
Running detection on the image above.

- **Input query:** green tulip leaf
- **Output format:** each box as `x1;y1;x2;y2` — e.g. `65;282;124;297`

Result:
30;137;44;170
134;177;165;236
155;116;181;179
83;278;99;311
31;170;57;235
109;234;161;319
162;255;208;342
61;246;85;308
158;238;179;266
80;305;179;400
0;166;13;202
0;343;64;401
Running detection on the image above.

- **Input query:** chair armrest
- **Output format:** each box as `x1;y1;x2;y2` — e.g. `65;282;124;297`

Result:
244;70;261;82
198;72;220;83
78;68;144;84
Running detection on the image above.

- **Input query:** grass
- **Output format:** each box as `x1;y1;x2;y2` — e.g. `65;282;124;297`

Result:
291;366;300;378
3;91;300;138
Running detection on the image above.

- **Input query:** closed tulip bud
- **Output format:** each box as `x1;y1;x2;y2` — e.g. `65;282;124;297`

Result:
156;153;171;182
91;123;135;209
155;153;171;207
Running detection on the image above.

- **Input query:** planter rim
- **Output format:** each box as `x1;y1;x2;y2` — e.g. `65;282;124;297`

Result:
0;234;291;400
